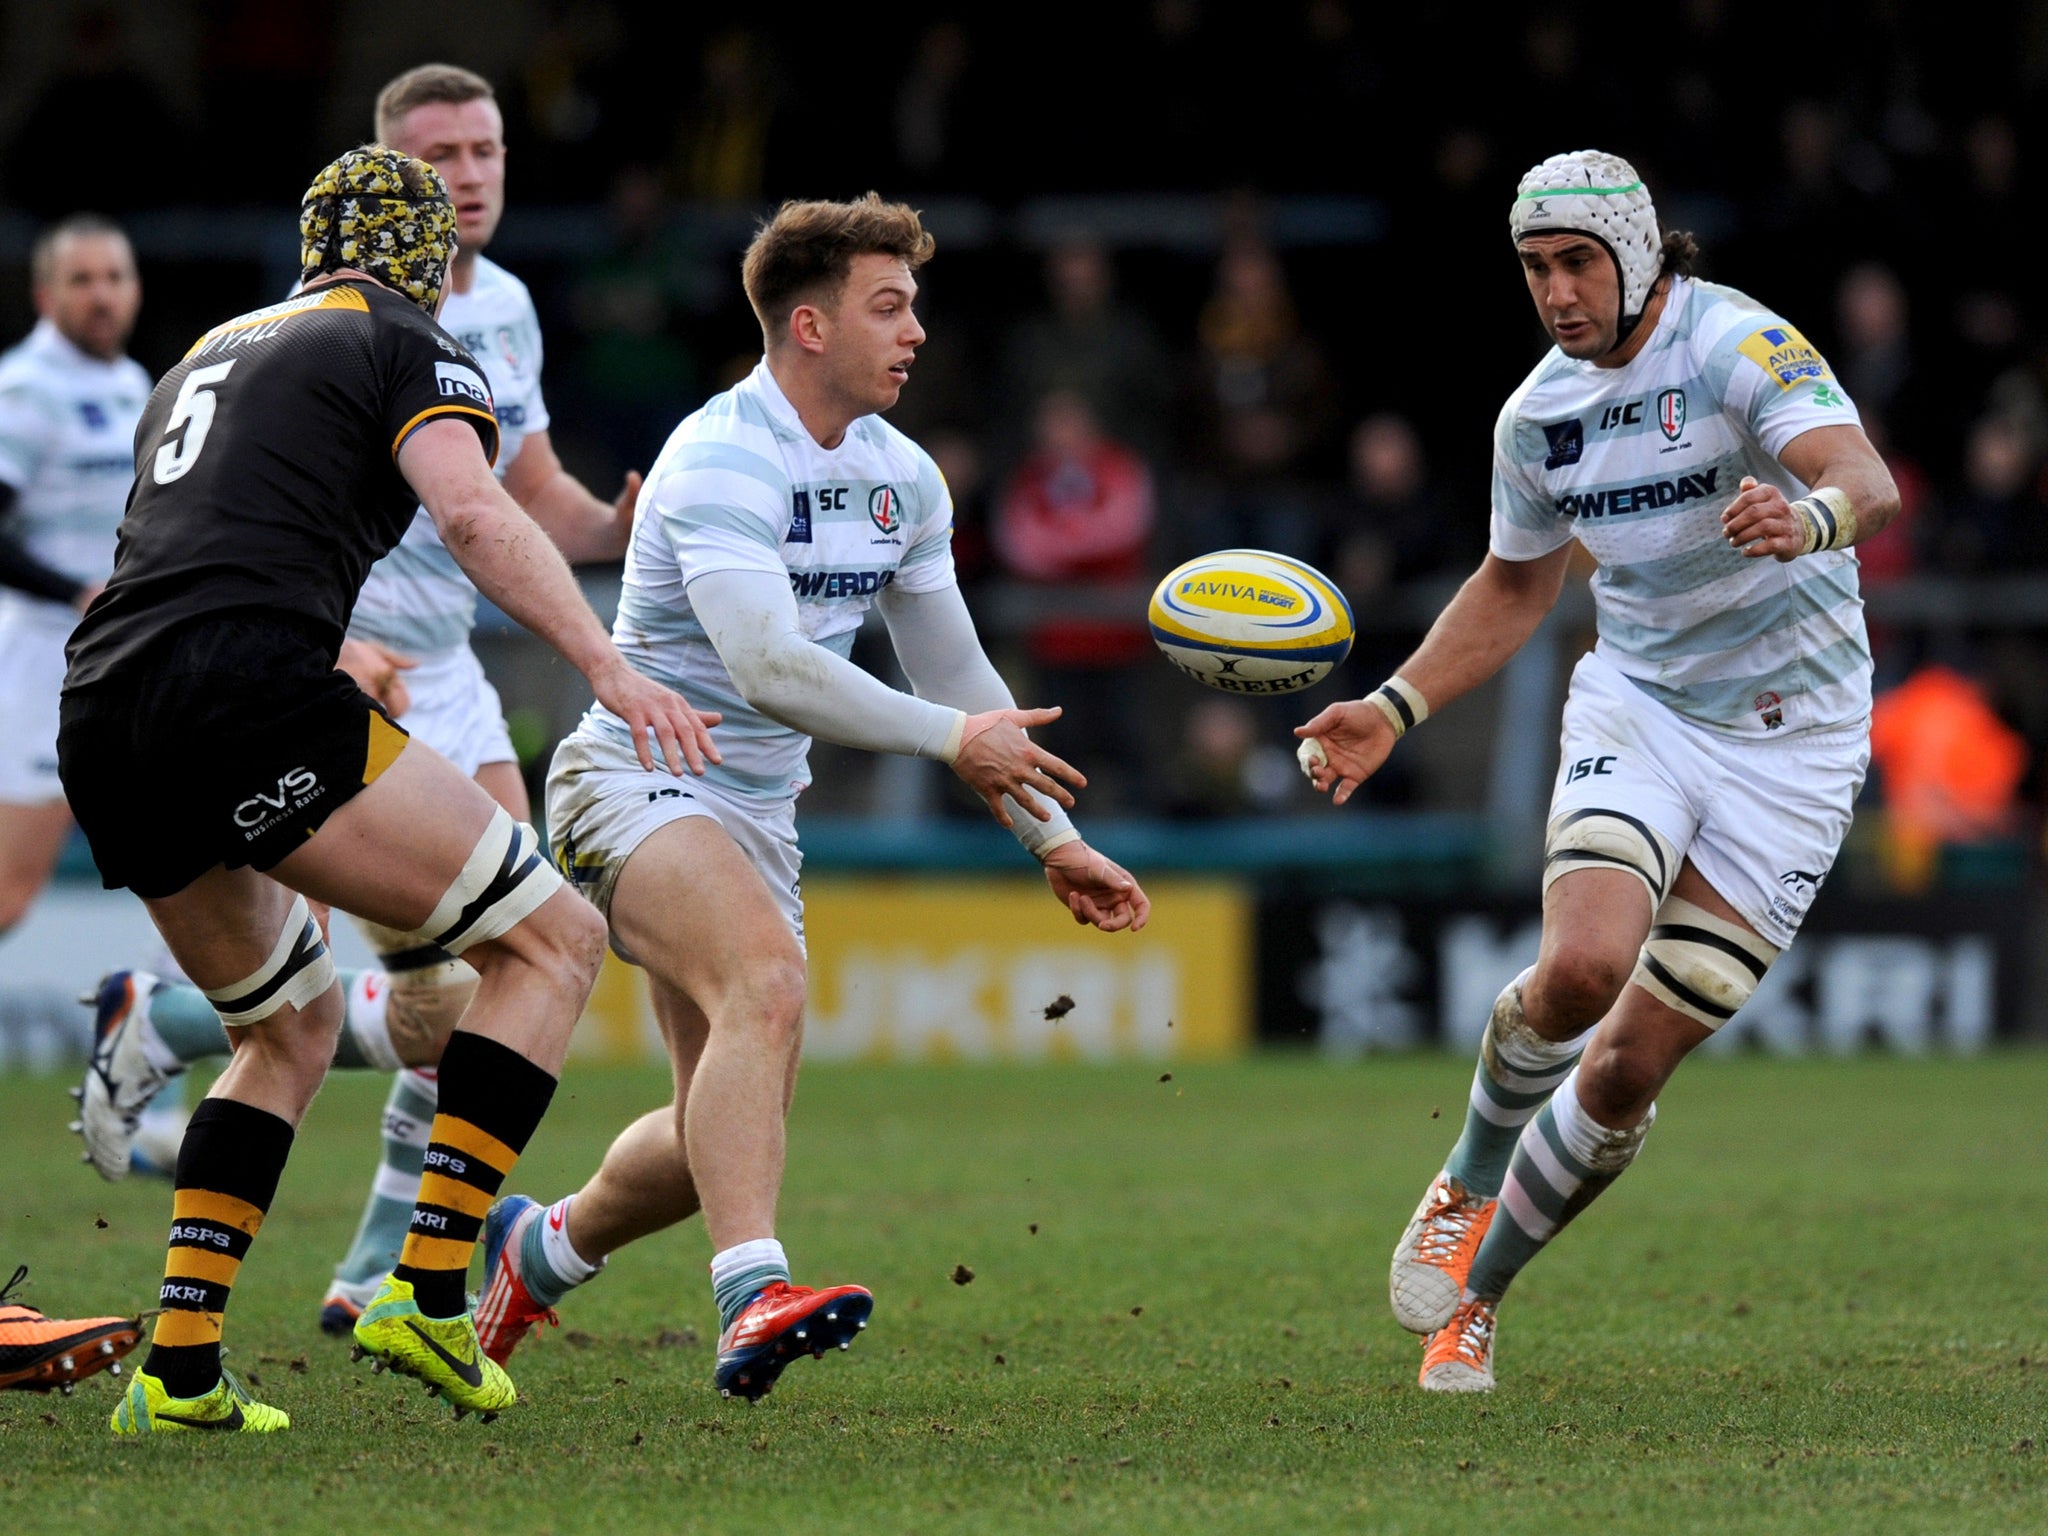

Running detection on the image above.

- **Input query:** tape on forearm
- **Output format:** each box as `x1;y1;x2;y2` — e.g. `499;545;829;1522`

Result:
1365;675;1430;738
1792;486;1858;555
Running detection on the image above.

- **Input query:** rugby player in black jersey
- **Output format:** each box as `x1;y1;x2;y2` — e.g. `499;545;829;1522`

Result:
58;147;717;1436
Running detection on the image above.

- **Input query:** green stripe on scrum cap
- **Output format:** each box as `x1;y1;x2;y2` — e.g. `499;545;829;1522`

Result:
1516;182;1644;199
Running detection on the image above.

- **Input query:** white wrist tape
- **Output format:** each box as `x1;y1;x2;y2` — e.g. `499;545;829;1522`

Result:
1032;827;1081;860
937;710;967;764
1364;675;1430;738
1792;486;1857;555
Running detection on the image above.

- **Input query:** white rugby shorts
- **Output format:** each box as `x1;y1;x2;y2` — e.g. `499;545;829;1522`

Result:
0;601;71;803
1551;650;1869;948
545;729;804;950
384;642;517;779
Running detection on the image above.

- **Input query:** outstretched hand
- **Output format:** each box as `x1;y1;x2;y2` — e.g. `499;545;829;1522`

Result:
591;654;722;775
1294;698;1398;807
952;705;1086;828
1042;839;1150;932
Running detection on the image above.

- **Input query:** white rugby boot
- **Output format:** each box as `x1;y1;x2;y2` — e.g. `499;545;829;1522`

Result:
1389;1172;1497;1334
71;971;181;1182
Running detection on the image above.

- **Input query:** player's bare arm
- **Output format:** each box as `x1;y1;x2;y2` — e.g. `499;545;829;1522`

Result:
1298;545;1573;805
1720;423;1901;561
501;426;639;562
397;416;720;775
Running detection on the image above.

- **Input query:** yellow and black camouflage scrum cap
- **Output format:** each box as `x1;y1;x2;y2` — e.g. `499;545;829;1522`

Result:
299;145;456;315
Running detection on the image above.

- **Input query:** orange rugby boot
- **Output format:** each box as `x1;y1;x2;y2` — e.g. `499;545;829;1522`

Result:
0;1267;144;1394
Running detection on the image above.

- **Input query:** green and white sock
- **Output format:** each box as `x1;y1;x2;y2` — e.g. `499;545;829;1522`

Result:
1465;1066;1654;1301
1442;967;1593;1199
711;1238;789;1330
141;981;230;1068
520;1195;603;1306
146;969;385;1069
331;1067;437;1288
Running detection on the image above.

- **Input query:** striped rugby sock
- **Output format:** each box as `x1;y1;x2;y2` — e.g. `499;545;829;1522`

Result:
711;1239;790;1331
146;970;382;1068
332;1067;437;1288
391;1031;556;1319
1465;1066;1653;1302
1442;968;1592;1199
143;1096;294;1398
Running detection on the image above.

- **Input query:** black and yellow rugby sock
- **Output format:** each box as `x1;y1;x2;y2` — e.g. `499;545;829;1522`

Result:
144;1097;295;1399
391;1030;557;1319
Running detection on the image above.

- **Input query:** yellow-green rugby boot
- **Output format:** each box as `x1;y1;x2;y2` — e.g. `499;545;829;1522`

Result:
111;1366;288;1433
351;1275;515;1418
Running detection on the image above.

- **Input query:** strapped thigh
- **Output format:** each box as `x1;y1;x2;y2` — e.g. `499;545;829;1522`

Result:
1630;895;1779;1030
203;894;337;1025
397;805;564;958
1542;808;1678;912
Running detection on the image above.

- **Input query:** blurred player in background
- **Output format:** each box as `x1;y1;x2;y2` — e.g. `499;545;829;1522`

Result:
73;64;638;1334
0;218;193;1173
0;217;147;938
1298;150;1898;1391
472;195;1150;1401
61;146;709;1434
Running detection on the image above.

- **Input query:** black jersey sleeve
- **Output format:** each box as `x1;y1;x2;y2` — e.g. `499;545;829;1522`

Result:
380;310;501;470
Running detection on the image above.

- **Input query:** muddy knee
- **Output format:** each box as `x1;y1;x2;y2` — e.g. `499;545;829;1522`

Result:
1529;949;1631;1032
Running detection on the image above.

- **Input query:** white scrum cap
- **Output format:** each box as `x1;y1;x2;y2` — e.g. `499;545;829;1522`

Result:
1510;149;1662;327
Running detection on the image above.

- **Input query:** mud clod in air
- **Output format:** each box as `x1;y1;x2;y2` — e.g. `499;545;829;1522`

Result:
1043;994;1076;1021
951;1264;975;1286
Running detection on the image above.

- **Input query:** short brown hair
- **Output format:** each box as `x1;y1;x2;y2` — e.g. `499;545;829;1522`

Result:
741;193;935;339
374;63;494;143
31;213;129;287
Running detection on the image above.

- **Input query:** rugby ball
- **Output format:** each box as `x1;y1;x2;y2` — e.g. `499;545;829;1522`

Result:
1148;548;1353;694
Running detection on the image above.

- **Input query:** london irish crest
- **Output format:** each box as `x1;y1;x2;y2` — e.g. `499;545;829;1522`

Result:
1657;388;1686;442
868;484;902;535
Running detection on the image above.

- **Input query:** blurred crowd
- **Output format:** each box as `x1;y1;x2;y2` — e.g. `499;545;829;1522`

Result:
5;1;2048;865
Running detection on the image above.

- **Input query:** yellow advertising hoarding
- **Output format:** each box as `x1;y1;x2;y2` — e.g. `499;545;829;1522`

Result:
572;876;1251;1063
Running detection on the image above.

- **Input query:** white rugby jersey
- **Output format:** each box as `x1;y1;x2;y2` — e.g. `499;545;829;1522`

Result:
0;319;150;619
348;255;550;654
1491;277;1869;737
580;358;955;802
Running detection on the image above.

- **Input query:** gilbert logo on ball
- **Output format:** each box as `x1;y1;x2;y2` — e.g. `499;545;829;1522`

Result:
1147;549;1353;694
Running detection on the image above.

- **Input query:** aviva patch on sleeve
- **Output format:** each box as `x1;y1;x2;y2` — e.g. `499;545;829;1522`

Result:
1737;323;1833;390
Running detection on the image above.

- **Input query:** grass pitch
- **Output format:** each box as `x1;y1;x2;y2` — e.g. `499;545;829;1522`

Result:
2;1054;2044;1534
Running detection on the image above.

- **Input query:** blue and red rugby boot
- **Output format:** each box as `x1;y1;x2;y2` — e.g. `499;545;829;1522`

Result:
474;1195;561;1366
714;1280;872;1401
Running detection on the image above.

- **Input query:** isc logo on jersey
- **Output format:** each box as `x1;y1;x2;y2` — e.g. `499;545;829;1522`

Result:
1148;549;1353;694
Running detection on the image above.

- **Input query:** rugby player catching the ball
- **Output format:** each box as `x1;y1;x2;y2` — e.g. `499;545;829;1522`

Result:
1296;150;1898;1390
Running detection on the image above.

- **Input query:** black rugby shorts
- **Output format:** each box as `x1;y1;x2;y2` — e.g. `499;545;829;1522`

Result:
58;613;410;898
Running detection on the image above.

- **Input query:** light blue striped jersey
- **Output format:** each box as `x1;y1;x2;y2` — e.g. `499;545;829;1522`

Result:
1490;277;1870;737
0;319;150;624
349;255;550;655
580;358;956;803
